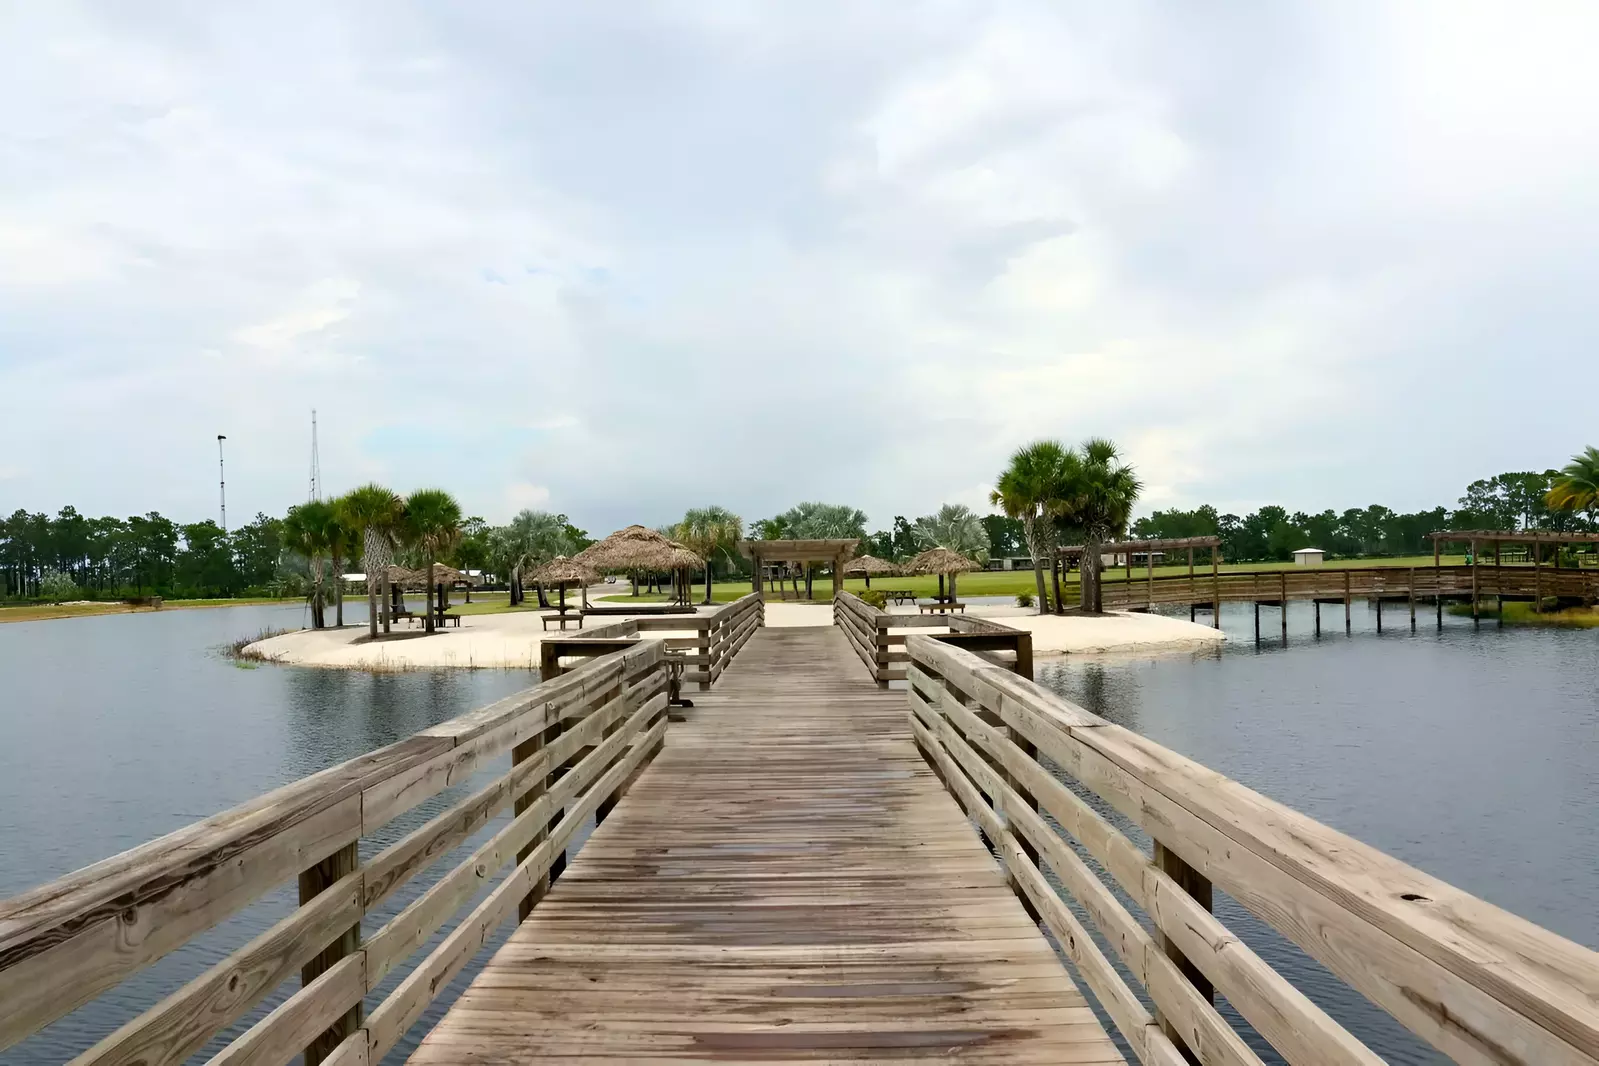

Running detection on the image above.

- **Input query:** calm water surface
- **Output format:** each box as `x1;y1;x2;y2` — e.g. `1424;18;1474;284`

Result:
1;601;1595;1064
1037;601;1599;1065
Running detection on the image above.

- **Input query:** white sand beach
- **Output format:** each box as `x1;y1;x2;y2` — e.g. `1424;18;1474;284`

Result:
245;597;1222;670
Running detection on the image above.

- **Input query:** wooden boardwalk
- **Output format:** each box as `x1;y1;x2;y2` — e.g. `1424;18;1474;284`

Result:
409;626;1123;1064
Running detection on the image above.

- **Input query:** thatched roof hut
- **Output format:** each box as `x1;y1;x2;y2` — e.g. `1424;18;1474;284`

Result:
904;547;980;575
575;525;705;573
530;556;601;587
385;564;470;590
844;554;898;575
904;547;980;602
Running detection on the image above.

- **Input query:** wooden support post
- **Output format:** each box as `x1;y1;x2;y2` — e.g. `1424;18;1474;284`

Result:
1534;541;1542;613
1146;548;1154;609
1344;569;1352;633
1014;631;1033;680
299;842;361;1066
1471;537;1480;622
1314;600;1320;636
1376;597;1382;633
1153;841;1213;1060
697;619;712;692
1212;548;1221;628
513;731;549;923
1253;600;1260;641
1280;571;1288;640
1410;568;1417;629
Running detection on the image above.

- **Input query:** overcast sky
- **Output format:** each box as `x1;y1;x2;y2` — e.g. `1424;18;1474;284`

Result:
3;2;1597;534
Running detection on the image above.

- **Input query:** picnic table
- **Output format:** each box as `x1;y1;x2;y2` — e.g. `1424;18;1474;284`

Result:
541;608;583;631
918;601;967;614
881;589;918;606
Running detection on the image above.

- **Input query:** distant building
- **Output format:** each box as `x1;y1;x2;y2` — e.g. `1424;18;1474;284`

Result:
1292;547;1326;567
986;556;1034;571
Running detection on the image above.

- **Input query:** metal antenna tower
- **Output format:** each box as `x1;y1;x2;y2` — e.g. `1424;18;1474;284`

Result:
309;409;322;501
217;434;228;533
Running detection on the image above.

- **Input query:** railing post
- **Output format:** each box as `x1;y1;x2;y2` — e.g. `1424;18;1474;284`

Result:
697;617;712;691
513;730;550;923
1153;840;1213;1064
298;842;361;1066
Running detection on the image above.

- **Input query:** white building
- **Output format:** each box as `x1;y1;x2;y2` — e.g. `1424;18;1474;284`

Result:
1292;547;1326;567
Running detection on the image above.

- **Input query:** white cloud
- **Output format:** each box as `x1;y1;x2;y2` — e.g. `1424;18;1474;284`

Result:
1;1;1596;533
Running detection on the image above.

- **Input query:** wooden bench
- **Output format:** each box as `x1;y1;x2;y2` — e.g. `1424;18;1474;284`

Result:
541;611;583;631
881;588;917;605
581;603;697;616
918;601;966;614
434;612;462;628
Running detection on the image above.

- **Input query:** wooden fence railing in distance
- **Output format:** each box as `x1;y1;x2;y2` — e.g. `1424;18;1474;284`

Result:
905;634;1599;1066
0;642;674;1066
834;591;1032;684
1099;564;1599;612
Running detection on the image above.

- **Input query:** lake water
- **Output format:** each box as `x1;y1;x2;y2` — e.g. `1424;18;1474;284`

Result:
0;601;1594;1064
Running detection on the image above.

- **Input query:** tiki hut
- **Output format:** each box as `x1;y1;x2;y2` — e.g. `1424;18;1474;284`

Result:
530;556;602;611
843;553;899;589
904;547;980;602
574;525;705;605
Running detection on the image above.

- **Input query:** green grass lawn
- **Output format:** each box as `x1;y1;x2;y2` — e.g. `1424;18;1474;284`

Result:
0;595;298;624
594;555;1476;605
1448;601;1599;627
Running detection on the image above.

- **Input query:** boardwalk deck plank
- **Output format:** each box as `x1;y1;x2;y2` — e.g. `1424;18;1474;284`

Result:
408;626;1125;1064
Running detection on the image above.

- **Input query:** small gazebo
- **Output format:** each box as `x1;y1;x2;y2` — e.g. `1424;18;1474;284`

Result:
530;556;601;612
844;554;898;589
574;525;705;606
905;547;979;603
738;539;859;601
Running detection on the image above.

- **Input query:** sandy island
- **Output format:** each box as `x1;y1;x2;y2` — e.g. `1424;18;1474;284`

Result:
245;599;1223;670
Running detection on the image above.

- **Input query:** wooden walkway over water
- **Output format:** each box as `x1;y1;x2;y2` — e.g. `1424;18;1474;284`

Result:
412;626;1122;1064
6;591;1599;1066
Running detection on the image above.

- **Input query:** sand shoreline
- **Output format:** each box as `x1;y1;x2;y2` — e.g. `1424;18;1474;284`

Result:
244;600;1224;671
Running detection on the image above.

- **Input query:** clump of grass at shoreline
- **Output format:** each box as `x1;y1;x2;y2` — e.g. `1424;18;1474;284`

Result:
227;627;292;664
1448;602;1599;628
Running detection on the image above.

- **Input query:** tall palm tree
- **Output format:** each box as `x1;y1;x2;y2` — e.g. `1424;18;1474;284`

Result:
675;506;744;604
336;484;405;639
326;512;352;627
990;441;1069;614
403;489;464;633
282;500;336;628
1055;438;1141;615
1547;446;1599;529
489;510;575;606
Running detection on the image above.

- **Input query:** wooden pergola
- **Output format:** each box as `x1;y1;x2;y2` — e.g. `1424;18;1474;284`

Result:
738;539;859;601
1430;529;1599;617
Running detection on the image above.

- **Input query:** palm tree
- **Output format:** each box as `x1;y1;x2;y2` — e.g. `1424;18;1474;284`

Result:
326;512;352;627
1055;438;1142;614
1547;447;1599;529
282;500;336;628
675;506;744;604
912;504;990;601
402;489;464;633
990;441;1069;614
489;510;575;606
336;484;405;639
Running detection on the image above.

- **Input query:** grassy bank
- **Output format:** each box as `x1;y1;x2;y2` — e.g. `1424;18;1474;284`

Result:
0;595;297;625
1448;601;1599;627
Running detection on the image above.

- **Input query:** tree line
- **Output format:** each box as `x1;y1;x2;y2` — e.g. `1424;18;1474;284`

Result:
1131;459;1599;564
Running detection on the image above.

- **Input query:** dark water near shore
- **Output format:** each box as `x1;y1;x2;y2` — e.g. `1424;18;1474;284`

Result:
1;600;1595;1064
1037;601;1599;1065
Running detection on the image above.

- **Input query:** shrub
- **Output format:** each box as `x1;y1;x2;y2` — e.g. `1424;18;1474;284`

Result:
859;589;888;610
1015;590;1034;608
39;569;81;603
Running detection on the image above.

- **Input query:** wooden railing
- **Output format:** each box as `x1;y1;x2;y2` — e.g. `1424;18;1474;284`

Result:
1099;564;1599;611
542;593;763;689
905;634;1599;1066
0;641;677;1066
834;591;1033;683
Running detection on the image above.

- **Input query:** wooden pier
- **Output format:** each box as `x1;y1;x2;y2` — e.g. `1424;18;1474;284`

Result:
4;594;1599;1066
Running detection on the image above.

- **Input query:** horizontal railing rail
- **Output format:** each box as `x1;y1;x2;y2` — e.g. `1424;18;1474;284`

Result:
1099;563;1599;611
544;593;763;689
905;634;1599;1066
0;623;750;1066
835;591;1032;684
